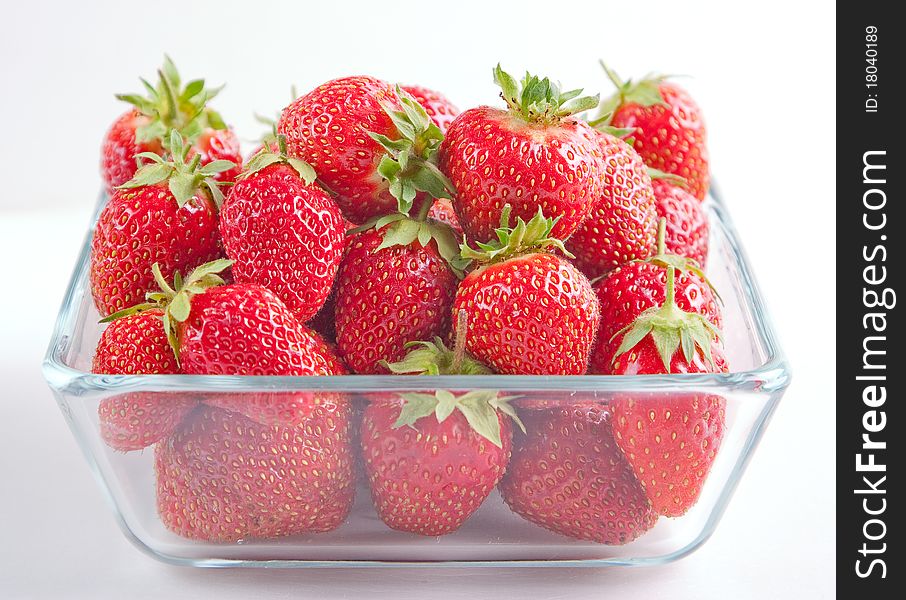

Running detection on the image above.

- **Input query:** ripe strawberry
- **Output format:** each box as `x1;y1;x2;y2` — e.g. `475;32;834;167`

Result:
652;178;709;267
588;221;722;374
603;267;727;516
334;215;460;374
362;363;522;535
599;63;710;200
610;395;725;518
438;65;602;243
101;56;240;192
124;260;347;428
499;403;657;544
454;208;600;375
400;84;459;132
92;309;195;451
278;77;452;224
191;128;243;184
565;131;657;278
101;110;164;192
156;404;354;542
602;265;726;376
219;137;346;322
426;197;463;236
90;132;234;317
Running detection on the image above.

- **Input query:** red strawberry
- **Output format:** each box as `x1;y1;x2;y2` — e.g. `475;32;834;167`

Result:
565;131;657;278
454;208;600;375
400;84;459;132
305;216;356;342
92;309;195;451
603;267;727;516
362;387;520;536
334;216;460;374
127;261;347;428
438;65;602;243
610;394;725;518
219;138;346;322
426;197;463;236
90;132;234;317
100;110;164;192
652;178;709;267
499;404;657;544
191;128;243;184
600;63;710;200
589;221;721;374
278;77;452;224
101;56;240;192
155;404;354;542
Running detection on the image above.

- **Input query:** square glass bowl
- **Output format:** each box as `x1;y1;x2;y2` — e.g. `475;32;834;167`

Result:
43;187;790;567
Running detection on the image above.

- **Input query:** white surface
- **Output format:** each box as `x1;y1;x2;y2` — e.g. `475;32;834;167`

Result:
0;1;834;598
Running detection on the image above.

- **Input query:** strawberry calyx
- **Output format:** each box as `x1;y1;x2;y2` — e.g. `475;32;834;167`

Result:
394;390;524;449
117;131;235;208
386;310;523;448
350;211;469;276
596;61;670;126
365;85;455;214
241;133;317;185
116;55;227;145
644;217;720;301
460;204;573;264
610;266;723;372
100;259;233;362
493;64;599;127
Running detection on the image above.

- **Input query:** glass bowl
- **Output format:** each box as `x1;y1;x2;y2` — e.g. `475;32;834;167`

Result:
42;186;790;567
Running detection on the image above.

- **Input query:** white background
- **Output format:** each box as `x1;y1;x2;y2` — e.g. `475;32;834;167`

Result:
0;1;835;598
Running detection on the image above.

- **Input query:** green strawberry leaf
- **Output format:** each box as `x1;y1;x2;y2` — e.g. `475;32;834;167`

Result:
460;205;573;264
456;391;504;448
394;393;440;429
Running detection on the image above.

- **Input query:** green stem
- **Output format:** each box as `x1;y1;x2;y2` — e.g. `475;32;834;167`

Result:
657;217;667;255
451;309;468;373
664;266;677;309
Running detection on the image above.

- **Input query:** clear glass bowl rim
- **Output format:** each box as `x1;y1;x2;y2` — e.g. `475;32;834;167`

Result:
42;183;792;397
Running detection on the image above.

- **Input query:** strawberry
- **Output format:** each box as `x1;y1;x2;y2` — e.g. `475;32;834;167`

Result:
565;131;657;278
90;132;234;317
92;309;195;452
191;128;243;184
599;63;710;200
454;208;600;375
101;56;240;192
155;404;354;542
604;267;728;516
361;334;521;535
426;197;463;236
219;137;346;322
362;391;517;536
610;395;726;517
101;110;164;193
588;220;721;374
121;260;347;428
334;215;461;374
278;77;452;224
652;178;709;267
438;65;602;243
499;403;657;544
400;84;459;132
